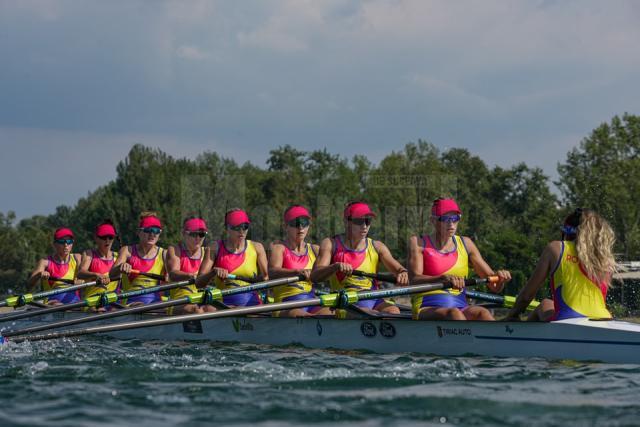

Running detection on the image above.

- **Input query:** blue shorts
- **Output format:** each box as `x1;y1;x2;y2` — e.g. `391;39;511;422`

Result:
223;291;262;307
127;292;161;305
48;290;80;304
419;293;468;309
281;291;322;313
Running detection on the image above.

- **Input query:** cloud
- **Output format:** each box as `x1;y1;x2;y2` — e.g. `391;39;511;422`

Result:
0;0;639;218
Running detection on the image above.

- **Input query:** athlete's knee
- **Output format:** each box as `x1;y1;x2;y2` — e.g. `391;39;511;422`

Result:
446;308;466;320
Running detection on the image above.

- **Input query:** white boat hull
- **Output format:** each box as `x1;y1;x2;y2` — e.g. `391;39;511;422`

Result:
4;311;640;363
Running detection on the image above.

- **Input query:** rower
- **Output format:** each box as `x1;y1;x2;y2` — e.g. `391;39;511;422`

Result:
408;198;511;321
196;208;269;307
27;227;82;306
77;219;120;312
165;215;215;314
311;201;409;317
269;205;332;317
112;212;167;307
505;208;615;321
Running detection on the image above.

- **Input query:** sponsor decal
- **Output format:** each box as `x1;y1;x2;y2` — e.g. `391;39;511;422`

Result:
182;320;203;334
505;325;514;334
436;326;472;338
361;321;377;338
316;320;323;336
379;321;396;338
231;318;254;332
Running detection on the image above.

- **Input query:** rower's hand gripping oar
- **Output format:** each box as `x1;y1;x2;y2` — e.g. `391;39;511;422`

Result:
0;278;196;324
3;275;305;337
8;277;495;343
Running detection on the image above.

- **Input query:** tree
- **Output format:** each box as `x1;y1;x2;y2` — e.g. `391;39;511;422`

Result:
557;114;640;259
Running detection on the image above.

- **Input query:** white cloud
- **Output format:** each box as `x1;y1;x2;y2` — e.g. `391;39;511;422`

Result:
176;45;209;60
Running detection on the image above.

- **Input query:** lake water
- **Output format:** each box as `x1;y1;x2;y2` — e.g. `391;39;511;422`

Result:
1;336;639;426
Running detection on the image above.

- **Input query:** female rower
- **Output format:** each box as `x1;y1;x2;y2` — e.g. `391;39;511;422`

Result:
112;212;166;307
311;201;409;317
77;220;119;312
165;215;215;314
408;198;511;321
28;227;82;305
505;208;615;321
197;208;269;307
269;205;332;317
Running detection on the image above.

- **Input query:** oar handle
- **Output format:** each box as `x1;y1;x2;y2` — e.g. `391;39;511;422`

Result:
352;270;397;282
129;269;166;281
225;274;260;283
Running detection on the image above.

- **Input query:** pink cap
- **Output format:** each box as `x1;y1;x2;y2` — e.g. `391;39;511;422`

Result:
139;216;162;229
54;227;74;239
95;223;116;237
284;206;311;222
184;218;208;232
432;199;461;216
225;210;250;227
344;202;376;219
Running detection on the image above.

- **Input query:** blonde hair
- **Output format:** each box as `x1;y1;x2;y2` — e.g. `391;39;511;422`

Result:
139;211;158;220
572;210;617;287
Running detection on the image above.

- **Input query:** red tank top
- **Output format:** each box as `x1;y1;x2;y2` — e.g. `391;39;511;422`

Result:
179;245;203;274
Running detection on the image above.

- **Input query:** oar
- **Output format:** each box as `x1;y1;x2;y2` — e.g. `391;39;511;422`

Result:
0;279;106;308
2;276;303;337
0;279;195;323
466;289;540;311
352;270;397;283
9;277;494;343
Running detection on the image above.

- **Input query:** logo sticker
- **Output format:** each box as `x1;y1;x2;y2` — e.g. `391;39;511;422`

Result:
182;320;203;334
231;318;254;332
379;322;396;338
361;321;377;337
436;326;472;338
316;320;323;336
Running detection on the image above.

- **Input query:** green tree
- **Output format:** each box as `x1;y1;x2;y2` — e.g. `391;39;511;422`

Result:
557;114;640;259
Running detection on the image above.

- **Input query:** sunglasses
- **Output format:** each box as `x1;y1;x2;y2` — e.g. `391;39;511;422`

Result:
54;238;74;245
287;218;311;228
228;223;250;232
141;227;162;235
187;231;208;238
97;235;116;241
561;225;577;235
434;214;461;223
349;217;372;226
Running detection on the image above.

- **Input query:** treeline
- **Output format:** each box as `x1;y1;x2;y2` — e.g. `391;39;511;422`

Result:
1;114;639;302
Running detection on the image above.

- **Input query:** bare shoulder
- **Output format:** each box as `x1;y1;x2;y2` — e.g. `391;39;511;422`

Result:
270;241;285;253
311;243;320;254
252;241;266;252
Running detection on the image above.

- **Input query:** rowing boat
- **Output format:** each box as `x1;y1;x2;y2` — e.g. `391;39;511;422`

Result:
3;310;640;364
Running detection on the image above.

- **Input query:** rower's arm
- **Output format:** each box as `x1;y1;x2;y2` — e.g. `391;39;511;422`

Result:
72;253;84;284
254;242;269;281
374;241;409;285
77;250;99;280
166;245;195;281
464;236;511;293
27;258;48;291
506;242;558;319
110;246;131;276
195;244;217;288
311;238;336;282
268;243;289;278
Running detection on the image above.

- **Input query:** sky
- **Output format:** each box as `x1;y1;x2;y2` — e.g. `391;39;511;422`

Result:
1;0;639;219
